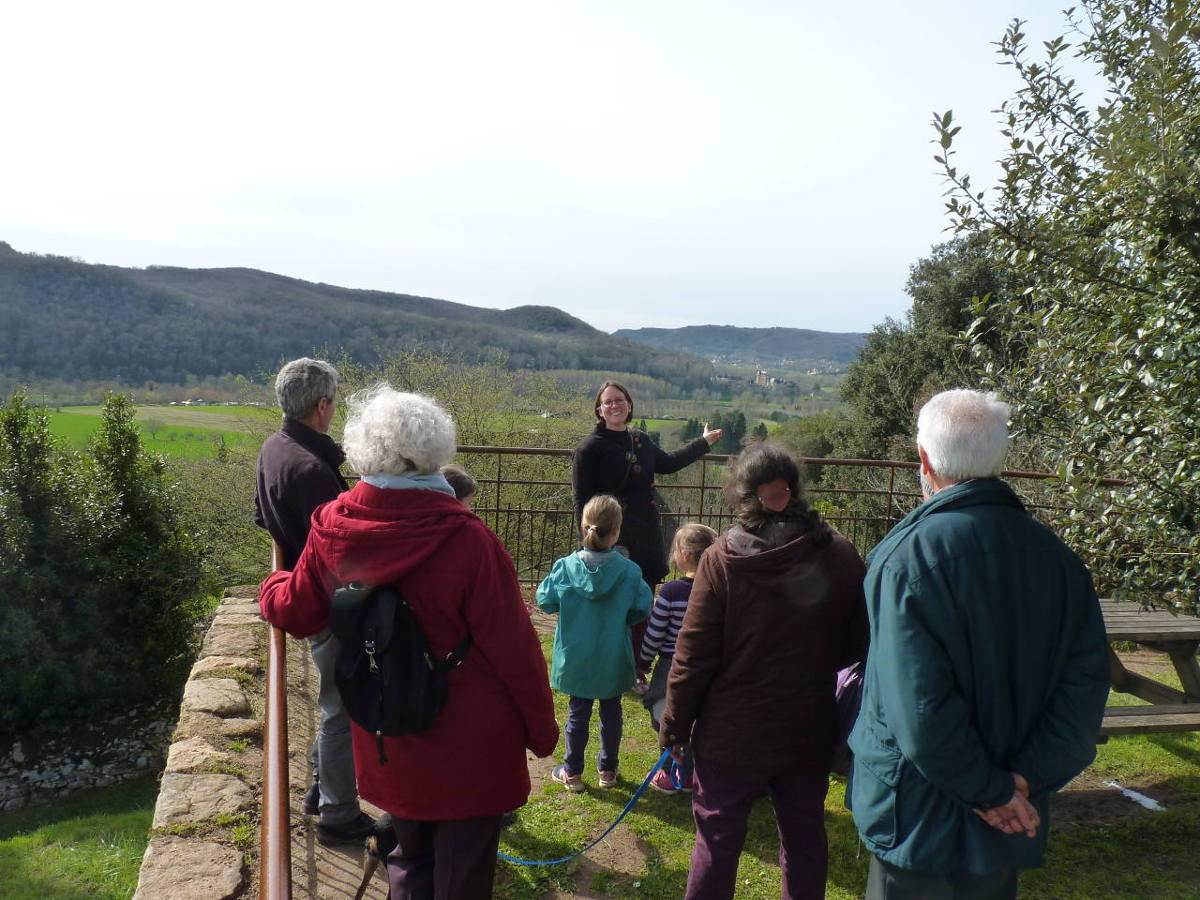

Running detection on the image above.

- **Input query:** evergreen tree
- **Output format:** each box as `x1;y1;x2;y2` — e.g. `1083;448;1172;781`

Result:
0;392;207;741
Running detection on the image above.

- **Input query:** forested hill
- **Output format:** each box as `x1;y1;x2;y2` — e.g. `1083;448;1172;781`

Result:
0;242;712;386
614;325;867;366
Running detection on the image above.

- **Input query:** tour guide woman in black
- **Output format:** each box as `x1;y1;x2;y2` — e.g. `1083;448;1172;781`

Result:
573;381;722;591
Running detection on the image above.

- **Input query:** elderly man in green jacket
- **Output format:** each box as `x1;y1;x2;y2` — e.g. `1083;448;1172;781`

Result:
848;389;1110;899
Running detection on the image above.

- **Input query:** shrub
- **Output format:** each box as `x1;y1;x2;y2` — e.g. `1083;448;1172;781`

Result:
0;392;208;742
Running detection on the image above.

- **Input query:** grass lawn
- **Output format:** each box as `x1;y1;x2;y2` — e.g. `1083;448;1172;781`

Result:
0;776;158;900
494;637;1200;898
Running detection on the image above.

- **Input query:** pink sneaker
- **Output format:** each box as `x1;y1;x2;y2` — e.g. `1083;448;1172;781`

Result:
651;768;681;794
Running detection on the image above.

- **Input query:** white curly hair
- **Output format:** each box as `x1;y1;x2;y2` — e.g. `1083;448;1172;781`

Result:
342;383;457;476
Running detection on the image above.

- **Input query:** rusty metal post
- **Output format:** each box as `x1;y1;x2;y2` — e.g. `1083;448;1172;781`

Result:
261;540;292;900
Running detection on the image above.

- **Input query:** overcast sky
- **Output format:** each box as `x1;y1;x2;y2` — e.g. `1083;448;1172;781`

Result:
2;1;1078;334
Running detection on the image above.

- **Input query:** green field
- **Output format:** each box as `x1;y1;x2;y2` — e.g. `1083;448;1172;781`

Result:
47;405;273;458
0;777;157;900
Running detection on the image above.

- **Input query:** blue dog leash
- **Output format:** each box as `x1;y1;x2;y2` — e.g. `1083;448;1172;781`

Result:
498;748;675;866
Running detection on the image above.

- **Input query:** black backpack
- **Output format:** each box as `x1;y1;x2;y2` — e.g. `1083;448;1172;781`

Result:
329;582;471;764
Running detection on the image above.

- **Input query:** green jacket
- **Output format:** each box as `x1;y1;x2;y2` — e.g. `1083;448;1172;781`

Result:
536;549;652;699
848;479;1109;875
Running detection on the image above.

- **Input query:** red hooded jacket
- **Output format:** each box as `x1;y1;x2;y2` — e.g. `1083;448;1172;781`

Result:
259;481;558;819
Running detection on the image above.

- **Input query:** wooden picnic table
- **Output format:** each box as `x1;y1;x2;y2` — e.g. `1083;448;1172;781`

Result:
1100;599;1200;736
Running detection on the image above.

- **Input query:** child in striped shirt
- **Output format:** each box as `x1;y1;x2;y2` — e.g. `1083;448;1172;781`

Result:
637;522;718;793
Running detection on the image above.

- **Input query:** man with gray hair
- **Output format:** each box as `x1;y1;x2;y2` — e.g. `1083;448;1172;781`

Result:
848;389;1109;898
254;357;375;844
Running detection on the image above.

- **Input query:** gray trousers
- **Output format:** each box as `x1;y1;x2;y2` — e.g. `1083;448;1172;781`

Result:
866;856;1018;900
309;628;360;825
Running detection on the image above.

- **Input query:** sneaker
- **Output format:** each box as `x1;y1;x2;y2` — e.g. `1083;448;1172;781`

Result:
303;781;320;816
650;768;680;794
679;771;695;793
551;765;584;793
317;811;378;846
598;769;618;789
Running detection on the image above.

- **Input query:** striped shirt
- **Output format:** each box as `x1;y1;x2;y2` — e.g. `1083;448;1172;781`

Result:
638;577;694;668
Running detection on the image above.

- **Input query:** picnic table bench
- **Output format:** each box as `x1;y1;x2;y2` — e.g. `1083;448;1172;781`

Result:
1099;599;1200;737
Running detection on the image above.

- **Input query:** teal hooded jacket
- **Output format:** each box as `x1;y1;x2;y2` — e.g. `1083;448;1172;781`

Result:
847;478;1109;875
536;549;652;699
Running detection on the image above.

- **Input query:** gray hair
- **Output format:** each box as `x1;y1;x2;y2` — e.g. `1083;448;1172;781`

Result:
916;389;1011;483
275;358;338;420
342;383;457;476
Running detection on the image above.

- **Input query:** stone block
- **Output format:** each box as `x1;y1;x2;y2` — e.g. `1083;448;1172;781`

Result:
175;711;262;741
201;624;260;658
165;738;232;774
212;613;264;627
190;655;261;677
182;679;250;718
133;835;245;900
152;773;252;828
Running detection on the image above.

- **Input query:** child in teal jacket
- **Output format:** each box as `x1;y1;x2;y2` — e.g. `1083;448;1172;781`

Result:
537;494;651;792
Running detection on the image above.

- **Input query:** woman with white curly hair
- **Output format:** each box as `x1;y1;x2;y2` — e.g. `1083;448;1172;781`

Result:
260;384;558;899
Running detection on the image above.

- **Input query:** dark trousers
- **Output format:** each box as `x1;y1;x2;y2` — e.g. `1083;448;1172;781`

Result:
631;619;649;662
386;814;503;900
564;695;622;775
685;757;829;900
866;856;1018;900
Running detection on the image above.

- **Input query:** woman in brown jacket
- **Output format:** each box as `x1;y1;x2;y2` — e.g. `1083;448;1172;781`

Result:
659;443;868;900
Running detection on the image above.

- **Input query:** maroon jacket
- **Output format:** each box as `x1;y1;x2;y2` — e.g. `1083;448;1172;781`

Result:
259;482;558;819
660;522;867;775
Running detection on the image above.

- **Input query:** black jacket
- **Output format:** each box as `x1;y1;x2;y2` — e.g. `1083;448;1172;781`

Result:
254;419;349;569
571;423;709;584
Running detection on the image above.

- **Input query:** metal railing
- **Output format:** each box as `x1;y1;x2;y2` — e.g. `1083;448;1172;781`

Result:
261;541;291;900
454;446;1120;586
257;448;1125;895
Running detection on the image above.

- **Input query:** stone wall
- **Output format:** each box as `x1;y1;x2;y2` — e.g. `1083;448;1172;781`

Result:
0;707;174;813
133;587;266;900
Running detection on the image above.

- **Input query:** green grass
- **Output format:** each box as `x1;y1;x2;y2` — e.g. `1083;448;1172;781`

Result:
45;404;268;458
493;639;1200;898
0;776;158;900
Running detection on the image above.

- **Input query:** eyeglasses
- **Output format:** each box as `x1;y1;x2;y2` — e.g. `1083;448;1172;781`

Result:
599;399;628;408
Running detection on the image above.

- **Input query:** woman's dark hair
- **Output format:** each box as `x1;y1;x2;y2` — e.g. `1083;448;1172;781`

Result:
593;380;634;424
722;442;831;543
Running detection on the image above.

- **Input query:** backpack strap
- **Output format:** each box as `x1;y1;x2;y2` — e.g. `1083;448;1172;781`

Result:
441;635;473;669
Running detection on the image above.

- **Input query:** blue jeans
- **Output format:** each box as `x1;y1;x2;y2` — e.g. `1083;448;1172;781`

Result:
644;653;693;775
309;628;360;825
564;695;622;776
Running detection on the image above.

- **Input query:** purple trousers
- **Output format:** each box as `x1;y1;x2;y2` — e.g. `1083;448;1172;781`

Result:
685;757;830;900
387;814;503;900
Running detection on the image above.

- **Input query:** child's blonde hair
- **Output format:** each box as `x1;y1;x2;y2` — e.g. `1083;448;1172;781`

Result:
670;522;718;572
581;494;623;551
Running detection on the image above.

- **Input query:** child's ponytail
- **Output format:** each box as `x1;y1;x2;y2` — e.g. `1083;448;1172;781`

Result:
581;494;623;551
